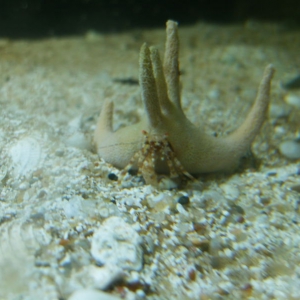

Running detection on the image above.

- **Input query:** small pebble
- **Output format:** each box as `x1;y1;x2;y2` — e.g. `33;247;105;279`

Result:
207;89;220;100
37;189;47;198
108;173;118;181
19;182;29;190
236;215;245;223
220;183;240;200
266;171;277;177
136;289;146;298
279;139;300;160
55;149;64;157
274;126;286;135
284;93;300;109
177;195;190;205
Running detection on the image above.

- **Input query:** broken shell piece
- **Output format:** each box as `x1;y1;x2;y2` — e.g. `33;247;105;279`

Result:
9;137;44;177
0;217;52;294
91;216;143;271
0;218;52;262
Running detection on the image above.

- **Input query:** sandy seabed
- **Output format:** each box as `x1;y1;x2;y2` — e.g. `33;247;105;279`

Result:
0;20;300;300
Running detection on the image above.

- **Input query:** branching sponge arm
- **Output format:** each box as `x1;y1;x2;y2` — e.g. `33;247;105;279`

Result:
227;64;275;153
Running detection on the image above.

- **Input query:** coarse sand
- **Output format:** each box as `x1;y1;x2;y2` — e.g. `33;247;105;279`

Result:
0;20;300;299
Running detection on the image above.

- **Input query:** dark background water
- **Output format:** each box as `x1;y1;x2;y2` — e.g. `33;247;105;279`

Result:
1;0;300;38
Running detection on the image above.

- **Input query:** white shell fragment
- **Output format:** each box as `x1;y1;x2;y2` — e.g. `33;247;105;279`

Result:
0;217;52;263
279;139;300;160
91;216;143;271
69;289;121;300
9;137;44;177
0;217;52;294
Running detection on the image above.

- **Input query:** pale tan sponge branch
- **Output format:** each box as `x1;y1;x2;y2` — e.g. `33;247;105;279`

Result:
94;20;275;175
